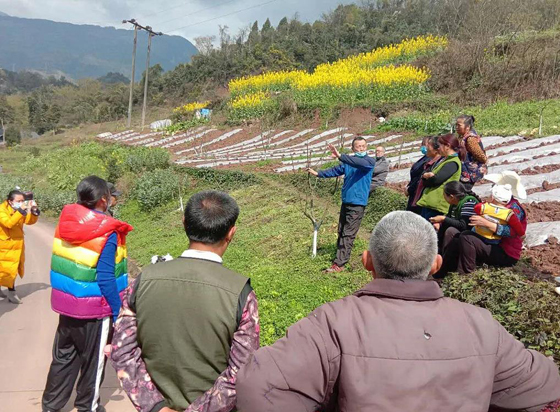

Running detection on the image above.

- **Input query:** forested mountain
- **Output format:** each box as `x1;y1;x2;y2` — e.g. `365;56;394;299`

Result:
2;0;560;143
0;13;198;80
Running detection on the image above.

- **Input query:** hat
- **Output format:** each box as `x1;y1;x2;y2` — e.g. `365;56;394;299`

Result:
107;182;122;197
485;171;527;199
492;184;513;204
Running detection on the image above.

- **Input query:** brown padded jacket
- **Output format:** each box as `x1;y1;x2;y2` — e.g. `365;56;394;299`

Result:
237;279;560;412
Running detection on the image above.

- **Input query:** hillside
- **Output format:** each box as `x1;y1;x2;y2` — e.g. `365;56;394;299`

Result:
0;136;558;359
0;13;198;80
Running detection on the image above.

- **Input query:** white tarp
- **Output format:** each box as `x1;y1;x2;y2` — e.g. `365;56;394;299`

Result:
521;188;560;204
150;119;172;130
525;221;560;247
486;135;560;157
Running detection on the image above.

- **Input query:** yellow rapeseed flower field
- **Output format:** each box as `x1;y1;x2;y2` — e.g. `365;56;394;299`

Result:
228;35;446;98
173;101;210;113
230;91;269;109
229;70;306;97
227;35;447;119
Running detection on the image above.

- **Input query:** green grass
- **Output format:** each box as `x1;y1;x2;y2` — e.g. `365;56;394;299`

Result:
118;178;372;345
376;98;560;137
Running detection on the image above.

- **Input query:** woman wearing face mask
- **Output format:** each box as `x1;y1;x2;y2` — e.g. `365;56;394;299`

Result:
416;134;465;220
0;190;40;304
435;179;527;278
456;115;487;189
42;176;133;412
407;136;441;213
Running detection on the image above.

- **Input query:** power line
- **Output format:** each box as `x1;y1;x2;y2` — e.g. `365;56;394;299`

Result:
136;0;199;20
153;0;238;28
165;0;280;34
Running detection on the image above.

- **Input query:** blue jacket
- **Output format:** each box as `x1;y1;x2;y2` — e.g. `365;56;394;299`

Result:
318;154;376;206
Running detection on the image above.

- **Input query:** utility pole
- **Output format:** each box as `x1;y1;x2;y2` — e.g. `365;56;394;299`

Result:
141;27;162;130
123;19;139;128
123;19;162;129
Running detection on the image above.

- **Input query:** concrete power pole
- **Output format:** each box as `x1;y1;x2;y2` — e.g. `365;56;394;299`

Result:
123;19;162;129
141;28;162;131
141;32;152;131
123;19;139;128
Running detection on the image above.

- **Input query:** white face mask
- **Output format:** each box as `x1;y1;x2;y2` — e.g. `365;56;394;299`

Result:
11;202;22;210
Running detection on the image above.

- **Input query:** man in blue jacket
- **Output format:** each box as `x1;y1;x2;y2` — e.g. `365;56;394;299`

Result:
308;137;376;273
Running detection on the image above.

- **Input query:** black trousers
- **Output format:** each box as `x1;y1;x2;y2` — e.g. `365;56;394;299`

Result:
333;203;366;267
42;315;113;412
435;228;518;278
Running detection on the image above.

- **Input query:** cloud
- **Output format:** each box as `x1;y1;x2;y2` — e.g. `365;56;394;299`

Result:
0;0;356;41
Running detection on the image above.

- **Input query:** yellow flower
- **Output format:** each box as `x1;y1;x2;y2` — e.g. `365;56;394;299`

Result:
229;70;306;96
230;91;269;109
173;101;210;113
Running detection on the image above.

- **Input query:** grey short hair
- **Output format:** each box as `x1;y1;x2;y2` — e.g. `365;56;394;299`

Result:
369;211;437;280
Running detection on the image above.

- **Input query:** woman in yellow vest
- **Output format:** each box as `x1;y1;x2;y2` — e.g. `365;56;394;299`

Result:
0;189;40;304
417;134;466;221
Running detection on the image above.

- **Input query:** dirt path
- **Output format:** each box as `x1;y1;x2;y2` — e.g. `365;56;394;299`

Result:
0;221;135;412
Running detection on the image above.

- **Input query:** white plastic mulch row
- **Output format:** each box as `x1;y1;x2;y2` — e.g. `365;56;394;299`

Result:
488;154;560;175
162;129;217;149
242;132;350;158
525;221;560;247
487;142;560;165
121;131;163;143
521;188;560;204
144;128;205;148
221;130;296;156
100;130;134;140
175;129;244;156
114;132;139;141
222;128;347;157
205;130;275;154
475;169;560;198
486;135;560;157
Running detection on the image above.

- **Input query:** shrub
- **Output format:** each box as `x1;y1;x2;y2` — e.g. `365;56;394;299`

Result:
181;167;261;191
362;187;408;230
34;189;75;214
442;269;560;365
133;169;181;211
0;174;33;197
125;147;170;173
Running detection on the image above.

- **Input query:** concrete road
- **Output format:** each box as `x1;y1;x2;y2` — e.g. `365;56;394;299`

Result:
0;221;135;412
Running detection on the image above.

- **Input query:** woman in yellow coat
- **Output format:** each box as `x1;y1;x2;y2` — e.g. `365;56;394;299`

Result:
0;190;40;304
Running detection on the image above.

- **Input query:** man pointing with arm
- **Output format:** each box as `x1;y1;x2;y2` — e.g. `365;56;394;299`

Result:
307;137;376;273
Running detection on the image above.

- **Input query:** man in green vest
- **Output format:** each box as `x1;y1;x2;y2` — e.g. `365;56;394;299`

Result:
109;190;260;412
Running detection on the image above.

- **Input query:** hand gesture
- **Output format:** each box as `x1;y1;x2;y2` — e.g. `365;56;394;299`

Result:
306;168;319;177
327;144;341;159
469;215;490;228
429;215;446;224
422;172;435;179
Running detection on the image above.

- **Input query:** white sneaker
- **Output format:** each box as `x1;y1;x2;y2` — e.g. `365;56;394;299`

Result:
7;290;22;304
0;288;6;298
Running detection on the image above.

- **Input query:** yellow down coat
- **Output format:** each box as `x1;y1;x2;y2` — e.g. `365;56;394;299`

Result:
0;201;39;288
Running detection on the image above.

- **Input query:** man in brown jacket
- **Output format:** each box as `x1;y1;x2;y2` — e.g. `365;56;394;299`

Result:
236;211;560;412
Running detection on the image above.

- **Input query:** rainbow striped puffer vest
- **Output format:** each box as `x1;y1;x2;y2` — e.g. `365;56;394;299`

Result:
50;203;133;319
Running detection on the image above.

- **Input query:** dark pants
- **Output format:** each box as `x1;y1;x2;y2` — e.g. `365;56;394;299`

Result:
435;229;518;278
333;203;366;267
42;315;113;412
420;207;440;221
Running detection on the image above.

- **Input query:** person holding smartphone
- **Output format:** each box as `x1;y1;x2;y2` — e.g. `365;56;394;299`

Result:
0;189;40;304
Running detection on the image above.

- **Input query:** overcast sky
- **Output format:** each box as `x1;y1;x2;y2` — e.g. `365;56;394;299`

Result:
0;0;357;42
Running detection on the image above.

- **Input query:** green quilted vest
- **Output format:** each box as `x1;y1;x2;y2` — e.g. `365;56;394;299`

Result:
417;155;462;214
135;257;249;411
